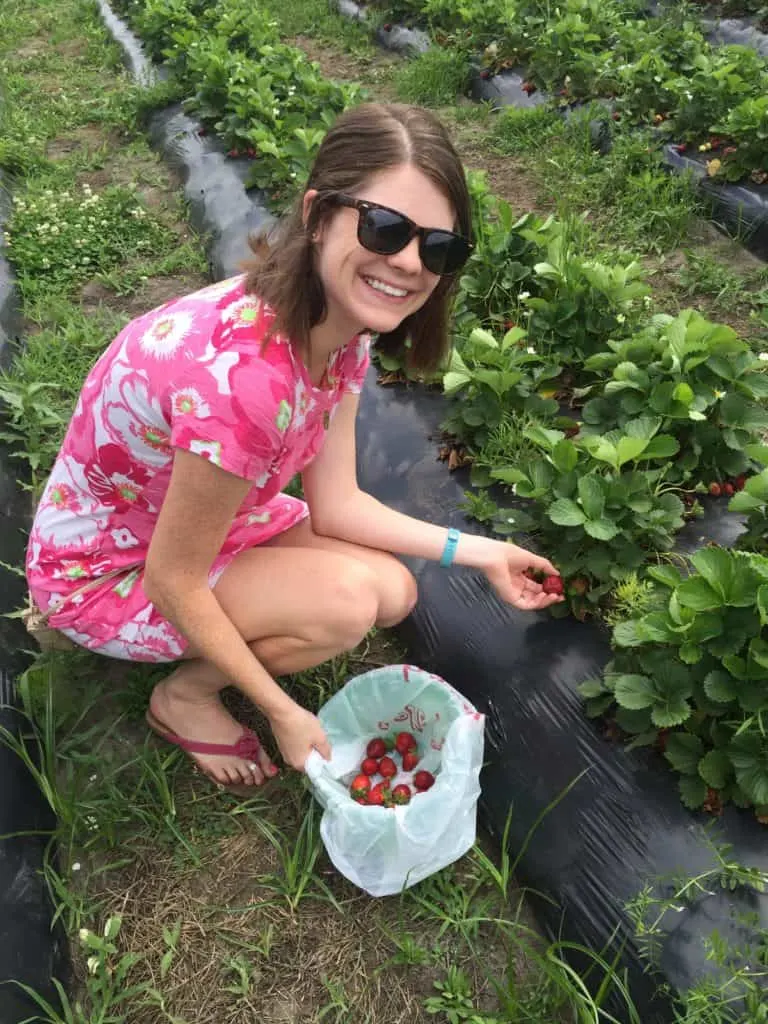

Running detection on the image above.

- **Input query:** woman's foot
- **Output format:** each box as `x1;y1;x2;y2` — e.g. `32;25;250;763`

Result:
149;674;278;786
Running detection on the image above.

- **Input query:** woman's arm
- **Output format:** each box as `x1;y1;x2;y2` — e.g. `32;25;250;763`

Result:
144;449;329;766
303;394;562;610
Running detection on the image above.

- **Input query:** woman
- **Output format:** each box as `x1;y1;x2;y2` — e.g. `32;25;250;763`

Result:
26;102;562;789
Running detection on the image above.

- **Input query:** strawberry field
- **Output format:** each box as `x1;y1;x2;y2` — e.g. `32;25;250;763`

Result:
2;0;768;1020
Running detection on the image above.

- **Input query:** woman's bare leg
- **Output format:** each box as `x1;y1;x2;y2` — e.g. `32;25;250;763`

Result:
150;522;417;786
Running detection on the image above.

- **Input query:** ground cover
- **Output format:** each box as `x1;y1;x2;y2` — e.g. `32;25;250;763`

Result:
0;1;662;1022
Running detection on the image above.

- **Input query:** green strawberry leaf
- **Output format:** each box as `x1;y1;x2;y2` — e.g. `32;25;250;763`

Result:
648;564;683;588
698;749;732;789
547;498;586;527
664;732;704;774
583;518;621;540
678;774;707;810
578;677;608;699
690;547;733;601
729;733;768;806
613;674;655;710
703;670;738;704
676;576;723;611
651;697;692;728
577;474;605;520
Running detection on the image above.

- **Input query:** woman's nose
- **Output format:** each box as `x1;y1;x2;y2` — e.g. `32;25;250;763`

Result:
387;235;423;275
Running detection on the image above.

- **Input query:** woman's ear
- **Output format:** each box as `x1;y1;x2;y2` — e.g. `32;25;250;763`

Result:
302;189;318;230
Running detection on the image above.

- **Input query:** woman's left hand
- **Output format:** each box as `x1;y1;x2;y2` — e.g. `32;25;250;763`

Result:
479;540;566;611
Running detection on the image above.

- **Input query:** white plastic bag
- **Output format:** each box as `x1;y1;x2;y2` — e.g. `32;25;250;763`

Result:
305;664;485;897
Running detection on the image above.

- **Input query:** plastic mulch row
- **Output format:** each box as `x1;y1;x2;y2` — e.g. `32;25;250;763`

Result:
0;5;766;1022
332;0;768;264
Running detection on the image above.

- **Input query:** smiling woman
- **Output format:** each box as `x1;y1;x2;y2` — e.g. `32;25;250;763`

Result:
26;101;563;794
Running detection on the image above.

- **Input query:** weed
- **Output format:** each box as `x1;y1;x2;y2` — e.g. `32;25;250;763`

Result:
394;47;472;106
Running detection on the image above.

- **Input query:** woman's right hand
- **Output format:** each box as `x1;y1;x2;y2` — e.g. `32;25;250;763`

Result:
268;701;332;771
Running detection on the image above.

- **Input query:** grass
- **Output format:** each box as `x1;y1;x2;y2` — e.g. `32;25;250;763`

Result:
0;1;649;1020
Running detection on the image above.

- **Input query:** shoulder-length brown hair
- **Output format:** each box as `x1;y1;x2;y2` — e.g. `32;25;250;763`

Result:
244;102;472;376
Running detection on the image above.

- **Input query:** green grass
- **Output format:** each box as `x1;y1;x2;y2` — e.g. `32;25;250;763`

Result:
393;46;473;105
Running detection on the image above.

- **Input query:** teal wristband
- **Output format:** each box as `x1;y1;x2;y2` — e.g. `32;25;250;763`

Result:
440;528;461;568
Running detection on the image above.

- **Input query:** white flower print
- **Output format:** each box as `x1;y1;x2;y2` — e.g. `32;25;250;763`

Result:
102;374;170;465
189;439;223;466
111;527;139;550
220;296;262;330
138;311;193;359
247;511;271;525
171;387;210;418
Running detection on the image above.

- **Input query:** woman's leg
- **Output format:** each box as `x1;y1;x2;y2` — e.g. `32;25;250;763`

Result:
150;522;417;786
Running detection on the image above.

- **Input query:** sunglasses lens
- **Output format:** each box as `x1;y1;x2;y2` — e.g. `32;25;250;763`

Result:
359;206;412;255
421;231;471;275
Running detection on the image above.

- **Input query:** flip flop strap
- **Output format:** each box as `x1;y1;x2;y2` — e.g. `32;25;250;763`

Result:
169;728;261;760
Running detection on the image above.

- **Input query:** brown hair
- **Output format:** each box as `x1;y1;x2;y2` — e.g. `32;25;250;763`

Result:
244;102;472;375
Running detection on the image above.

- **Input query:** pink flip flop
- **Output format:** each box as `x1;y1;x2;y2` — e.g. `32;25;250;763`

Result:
145;709;272;788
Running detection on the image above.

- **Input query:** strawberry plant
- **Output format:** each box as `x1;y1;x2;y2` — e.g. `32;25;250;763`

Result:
729;444;768;553
442;325;560;449
579;547;768;817
578;310;768;484
489;417;685;614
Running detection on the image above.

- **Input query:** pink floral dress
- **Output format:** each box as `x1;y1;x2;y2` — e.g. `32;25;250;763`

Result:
26;275;371;662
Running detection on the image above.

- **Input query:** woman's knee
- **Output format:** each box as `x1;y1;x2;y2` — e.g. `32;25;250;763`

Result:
321;559;381;650
375;557;418;628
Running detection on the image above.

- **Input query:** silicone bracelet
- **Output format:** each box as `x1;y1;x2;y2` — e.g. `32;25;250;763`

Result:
439;528;461;568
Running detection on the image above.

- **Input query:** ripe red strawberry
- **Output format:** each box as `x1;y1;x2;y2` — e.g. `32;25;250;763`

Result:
402;750;420;772
521;80;537;95
708;482;722;497
723;482;735;497
378;756;397;779
395;731;417;756
392;784;411;805
542;575;564;595
361;757;379;776
383;22;392;31
612;111;621;121
735;474;747;491
413;770;435;792
350;774;370;802
227;148;239;158
366;737;387;759
369;780;392;806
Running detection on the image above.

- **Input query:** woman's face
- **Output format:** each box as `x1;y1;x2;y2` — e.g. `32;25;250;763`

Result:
305;163;455;340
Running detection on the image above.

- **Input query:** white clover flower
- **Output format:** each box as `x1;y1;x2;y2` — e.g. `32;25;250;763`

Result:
519;290;530;300
526;346;536;354
616;313;626;324
759;352;768;362
79;928;90;942
72;862;81;872
643;295;653;307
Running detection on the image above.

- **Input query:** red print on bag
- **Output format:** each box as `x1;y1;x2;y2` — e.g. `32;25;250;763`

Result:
393;704;426;732
431;737;445;751
377;721;390;731
403;665;410;682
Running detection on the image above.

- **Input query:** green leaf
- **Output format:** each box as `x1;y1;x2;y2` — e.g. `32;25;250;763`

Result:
583;518;621;540
698;749;732;789
689;547;733;601
651;698;692;728
678;774;707;810
648;564;683;588
613;674;655;710
702;670;738;704
612;620;645;647
577;475;605;520
491;467;528;486
469;327;499;349
616;436;649;466
672;381;694;405
641;435;680;460
578;677;607;699
664;732;703;775
729;733;768;806
547;498;586;527
552;439;578;473
679;643;702;664
676;577;723;611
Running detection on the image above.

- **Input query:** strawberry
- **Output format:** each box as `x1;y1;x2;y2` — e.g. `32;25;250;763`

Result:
708;482;722;497
723;482;735;497
227;148;239;158
361;757;379;776
480;69;491;79
383;22;392;30
350;774;370;802
611;111;621;121
413;770;435;792
378;756;397;779
402;750;420;772
395;731;417;756
392;784;411;805
521;80;537;95
369;780;392;806
735;474;747;491
366;737;387;759
542;575;564;596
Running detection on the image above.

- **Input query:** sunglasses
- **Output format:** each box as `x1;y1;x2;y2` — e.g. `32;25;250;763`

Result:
331;194;473;276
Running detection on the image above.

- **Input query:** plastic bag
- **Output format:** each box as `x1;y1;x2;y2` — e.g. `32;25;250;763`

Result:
305;664;485;897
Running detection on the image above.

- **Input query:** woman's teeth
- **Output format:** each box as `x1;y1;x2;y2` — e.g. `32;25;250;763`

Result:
364;276;408;298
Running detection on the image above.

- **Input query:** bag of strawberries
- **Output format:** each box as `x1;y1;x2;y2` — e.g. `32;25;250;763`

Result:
305;664;485;897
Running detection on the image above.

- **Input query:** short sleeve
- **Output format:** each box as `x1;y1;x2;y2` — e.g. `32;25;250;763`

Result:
340;333;371;395
168;304;294;484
